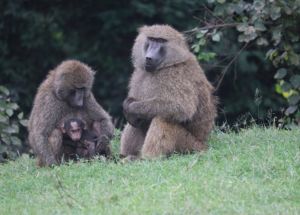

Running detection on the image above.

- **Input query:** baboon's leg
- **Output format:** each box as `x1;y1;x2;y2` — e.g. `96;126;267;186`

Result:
36;156;45;167
48;128;63;163
120;123;146;157
92;121;112;157
141;117;206;159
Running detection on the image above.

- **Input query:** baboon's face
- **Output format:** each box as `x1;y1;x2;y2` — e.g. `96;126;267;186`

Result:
62;119;85;141
55;72;93;108
144;37;167;72
66;87;87;108
56;86;89;108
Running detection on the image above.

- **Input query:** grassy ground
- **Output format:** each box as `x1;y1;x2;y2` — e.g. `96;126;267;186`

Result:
0;127;300;215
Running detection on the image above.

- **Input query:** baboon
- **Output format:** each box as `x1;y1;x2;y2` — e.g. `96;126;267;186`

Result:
120;25;217;160
56;117;97;161
58;117;111;159
28;60;114;167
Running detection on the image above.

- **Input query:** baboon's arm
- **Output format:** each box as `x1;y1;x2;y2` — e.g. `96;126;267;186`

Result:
124;97;198;123
86;95;115;143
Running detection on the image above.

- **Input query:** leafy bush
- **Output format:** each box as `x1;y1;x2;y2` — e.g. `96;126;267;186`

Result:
0;86;27;161
191;0;300;125
0;0;203;123
1;0;295;127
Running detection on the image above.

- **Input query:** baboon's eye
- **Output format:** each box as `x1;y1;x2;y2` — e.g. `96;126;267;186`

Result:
159;46;166;55
69;89;76;95
148;37;167;43
144;42;149;51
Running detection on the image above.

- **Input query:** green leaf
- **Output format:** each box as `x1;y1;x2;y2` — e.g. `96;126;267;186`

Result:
10;136;22;146
272;28;282;45
0;86;9;96
238;34;246;43
266;49;278;60
18;112;24;119
7;103;19;110
199;38;206;46
256;37;269;46
20;119;28;127
290;75;300;88
0;114;8;123
217;0;226;4
284;5;292;15
274;68;287;79
196;32;204;39
285;106;298;115
198;52;216;62
237;23;248;32
194;46;200;53
288;95;300;105
289;52;300;66
253;0;265;11
254;22;266;31
213;5;226;16
192;44;200;53
281;82;292;92
5;109;13;117
1;134;11;145
270;5;281;20
232;3;244;14
0;145;7;153
2;124;19;134
275;83;282;94
212;32;221;42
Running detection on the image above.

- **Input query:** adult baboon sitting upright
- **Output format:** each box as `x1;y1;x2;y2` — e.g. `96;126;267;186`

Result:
28;60;114;167
120;25;217;160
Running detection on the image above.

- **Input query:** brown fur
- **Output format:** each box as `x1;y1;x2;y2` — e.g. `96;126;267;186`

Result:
49;116;99;162
120;25;217;159
28;60;114;167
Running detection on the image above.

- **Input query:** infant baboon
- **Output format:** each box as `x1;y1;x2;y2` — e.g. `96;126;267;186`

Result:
120;25;217;160
28;60;114;167
59;118;97;160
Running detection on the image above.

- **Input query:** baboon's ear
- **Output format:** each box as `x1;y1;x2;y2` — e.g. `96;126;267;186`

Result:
83;121;88;130
138;25;148;33
60;122;66;133
80;119;88;130
91;69;96;76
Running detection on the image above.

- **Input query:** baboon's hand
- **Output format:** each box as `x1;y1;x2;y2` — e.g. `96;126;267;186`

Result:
95;136;111;157
45;155;58;167
123;97;139;126
84;140;95;157
123;111;146;128
123;97;150;128
123;97;136;112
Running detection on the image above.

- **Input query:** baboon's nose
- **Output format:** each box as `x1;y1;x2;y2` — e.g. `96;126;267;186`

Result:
146;57;152;63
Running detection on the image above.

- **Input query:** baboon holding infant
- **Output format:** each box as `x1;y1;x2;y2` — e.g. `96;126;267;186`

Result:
28;60;114;167
121;25;217;159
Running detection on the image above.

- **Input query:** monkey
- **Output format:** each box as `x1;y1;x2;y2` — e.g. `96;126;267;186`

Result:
120;25;217;160
49;116;111;163
28;60;114;167
59;118;97;160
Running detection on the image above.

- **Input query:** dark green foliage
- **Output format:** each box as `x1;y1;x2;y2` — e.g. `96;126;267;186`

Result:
1;0;297;133
191;0;300;124
0;86;27;161
0;0;203;122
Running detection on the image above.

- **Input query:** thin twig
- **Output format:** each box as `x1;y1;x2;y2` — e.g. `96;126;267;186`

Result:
53;172;86;210
202;4;225;24
184;23;240;34
215;42;249;90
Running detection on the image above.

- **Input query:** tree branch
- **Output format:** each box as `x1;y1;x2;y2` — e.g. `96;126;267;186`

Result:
215;42;249;90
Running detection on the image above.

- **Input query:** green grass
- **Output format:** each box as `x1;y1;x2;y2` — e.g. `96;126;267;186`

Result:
1;127;300;215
